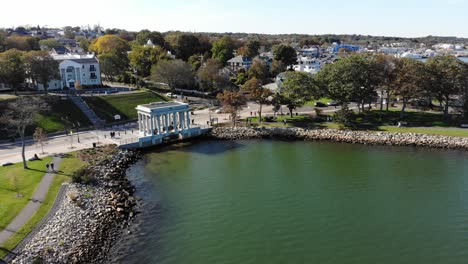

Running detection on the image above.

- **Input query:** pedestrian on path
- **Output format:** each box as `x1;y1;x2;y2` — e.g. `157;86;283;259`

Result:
50;162;55;172
46;163;49;171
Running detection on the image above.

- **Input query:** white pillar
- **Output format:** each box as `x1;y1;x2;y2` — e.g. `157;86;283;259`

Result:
142;114;146;136
147;115;151;135
150;115;154;135
179;112;184;130
138;113;142;132
164;114;169;133
157;115;161;134
186;111;191;128
173;112;178;132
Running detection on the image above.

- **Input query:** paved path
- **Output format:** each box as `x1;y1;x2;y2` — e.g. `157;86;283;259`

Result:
0;157;63;245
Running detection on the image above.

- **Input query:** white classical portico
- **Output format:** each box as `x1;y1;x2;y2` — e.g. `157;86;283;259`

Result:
136;101;197;146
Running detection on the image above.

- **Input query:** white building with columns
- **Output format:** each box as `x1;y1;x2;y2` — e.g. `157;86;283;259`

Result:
37;53;102;91
136;101;202;147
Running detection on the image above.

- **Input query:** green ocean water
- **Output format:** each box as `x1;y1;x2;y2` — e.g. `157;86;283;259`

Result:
112;140;468;264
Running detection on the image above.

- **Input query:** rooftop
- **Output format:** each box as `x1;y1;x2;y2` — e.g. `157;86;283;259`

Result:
136;101;189;113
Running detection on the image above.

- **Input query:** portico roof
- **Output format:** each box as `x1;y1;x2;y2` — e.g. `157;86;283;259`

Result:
136;101;189;114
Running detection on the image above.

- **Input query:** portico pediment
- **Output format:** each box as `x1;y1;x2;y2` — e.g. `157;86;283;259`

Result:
59;60;82;68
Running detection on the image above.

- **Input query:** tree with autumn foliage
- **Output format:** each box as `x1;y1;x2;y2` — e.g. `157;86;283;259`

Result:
89;35;130;81
242;78;272;123
217;90;246;127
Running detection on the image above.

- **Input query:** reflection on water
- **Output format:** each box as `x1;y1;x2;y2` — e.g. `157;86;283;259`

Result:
110;140;468;264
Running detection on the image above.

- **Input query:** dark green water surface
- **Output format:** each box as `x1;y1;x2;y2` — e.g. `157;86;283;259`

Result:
112;140;468;264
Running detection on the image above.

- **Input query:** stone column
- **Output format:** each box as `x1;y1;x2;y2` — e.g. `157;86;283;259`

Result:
164;114;169;133
173;112;178;132
186;111;191;128
138;113;142;132
156;115;161;134
142;114;146;136
147;115;151;135
179;112;185;130
150;115;154;135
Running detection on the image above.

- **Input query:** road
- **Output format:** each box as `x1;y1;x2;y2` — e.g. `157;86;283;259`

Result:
0;100;351;165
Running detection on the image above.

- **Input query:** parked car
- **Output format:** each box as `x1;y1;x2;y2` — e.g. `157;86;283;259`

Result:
327;101;339;106
315;102;327;107
165;92;177;98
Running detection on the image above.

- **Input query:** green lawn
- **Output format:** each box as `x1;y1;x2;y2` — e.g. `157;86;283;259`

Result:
0;152;85;258
379;126;468;137
0;157;53;231
0;95;91;140
83;91;167;122
344;108;459;130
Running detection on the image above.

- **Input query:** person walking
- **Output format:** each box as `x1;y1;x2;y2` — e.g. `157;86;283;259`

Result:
50;162;55;172
46;163;49;171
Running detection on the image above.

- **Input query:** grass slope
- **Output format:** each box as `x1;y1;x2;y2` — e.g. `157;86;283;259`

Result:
83;91;167;122
0;95;91;140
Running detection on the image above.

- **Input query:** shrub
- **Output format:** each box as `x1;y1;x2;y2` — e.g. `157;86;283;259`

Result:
72;167;96;185
333;108;354;126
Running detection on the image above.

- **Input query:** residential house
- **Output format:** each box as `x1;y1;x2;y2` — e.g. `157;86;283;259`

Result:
227;55;252;71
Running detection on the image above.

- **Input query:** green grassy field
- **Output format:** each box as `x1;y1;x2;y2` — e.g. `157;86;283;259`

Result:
0;152;86;258
83;91;167;122
0;157;53;231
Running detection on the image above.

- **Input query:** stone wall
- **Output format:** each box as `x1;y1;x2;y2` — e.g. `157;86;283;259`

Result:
11;150;140;264
209;127;468;150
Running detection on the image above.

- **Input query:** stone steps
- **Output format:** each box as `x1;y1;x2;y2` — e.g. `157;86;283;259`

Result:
69;95;105;128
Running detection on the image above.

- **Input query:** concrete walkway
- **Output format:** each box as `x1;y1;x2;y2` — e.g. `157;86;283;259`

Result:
0;156;63;245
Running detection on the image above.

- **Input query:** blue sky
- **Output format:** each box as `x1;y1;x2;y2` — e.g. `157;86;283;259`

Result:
1;0;467;37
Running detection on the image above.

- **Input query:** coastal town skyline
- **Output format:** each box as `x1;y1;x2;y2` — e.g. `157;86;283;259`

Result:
1;0;468;38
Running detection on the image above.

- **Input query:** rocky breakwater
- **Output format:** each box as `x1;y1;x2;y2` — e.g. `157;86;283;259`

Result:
209;127;468;150
11;150;140;264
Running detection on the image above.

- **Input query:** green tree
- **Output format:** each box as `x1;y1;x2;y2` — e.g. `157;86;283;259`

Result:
136;30;166;47
0;30;7;52
6;35;40;51
99;53;127;82
280;71;317;117
245;40;261;58
427;55;466;116
0;49;26;95
39;38;64;50
1;97;49;169
211;36;236;65
216;90;246;127
273;45;297;68
129;45;168;77
188;54;202;71
173;34;201;61
197;58;229;92
248;58;269;83
151;60;194;92
76;36;90;52
90;35;130;81
25;50;60;94
393;58;427;117
242;77;273;123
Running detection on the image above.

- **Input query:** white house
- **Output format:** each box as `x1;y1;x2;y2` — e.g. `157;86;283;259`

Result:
38;53;102;90
292;56;321;74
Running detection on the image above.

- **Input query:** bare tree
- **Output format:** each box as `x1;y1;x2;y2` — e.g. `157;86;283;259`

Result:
33;127;47;154
151;59;194;93
1;97;49;169
216;90;246;127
